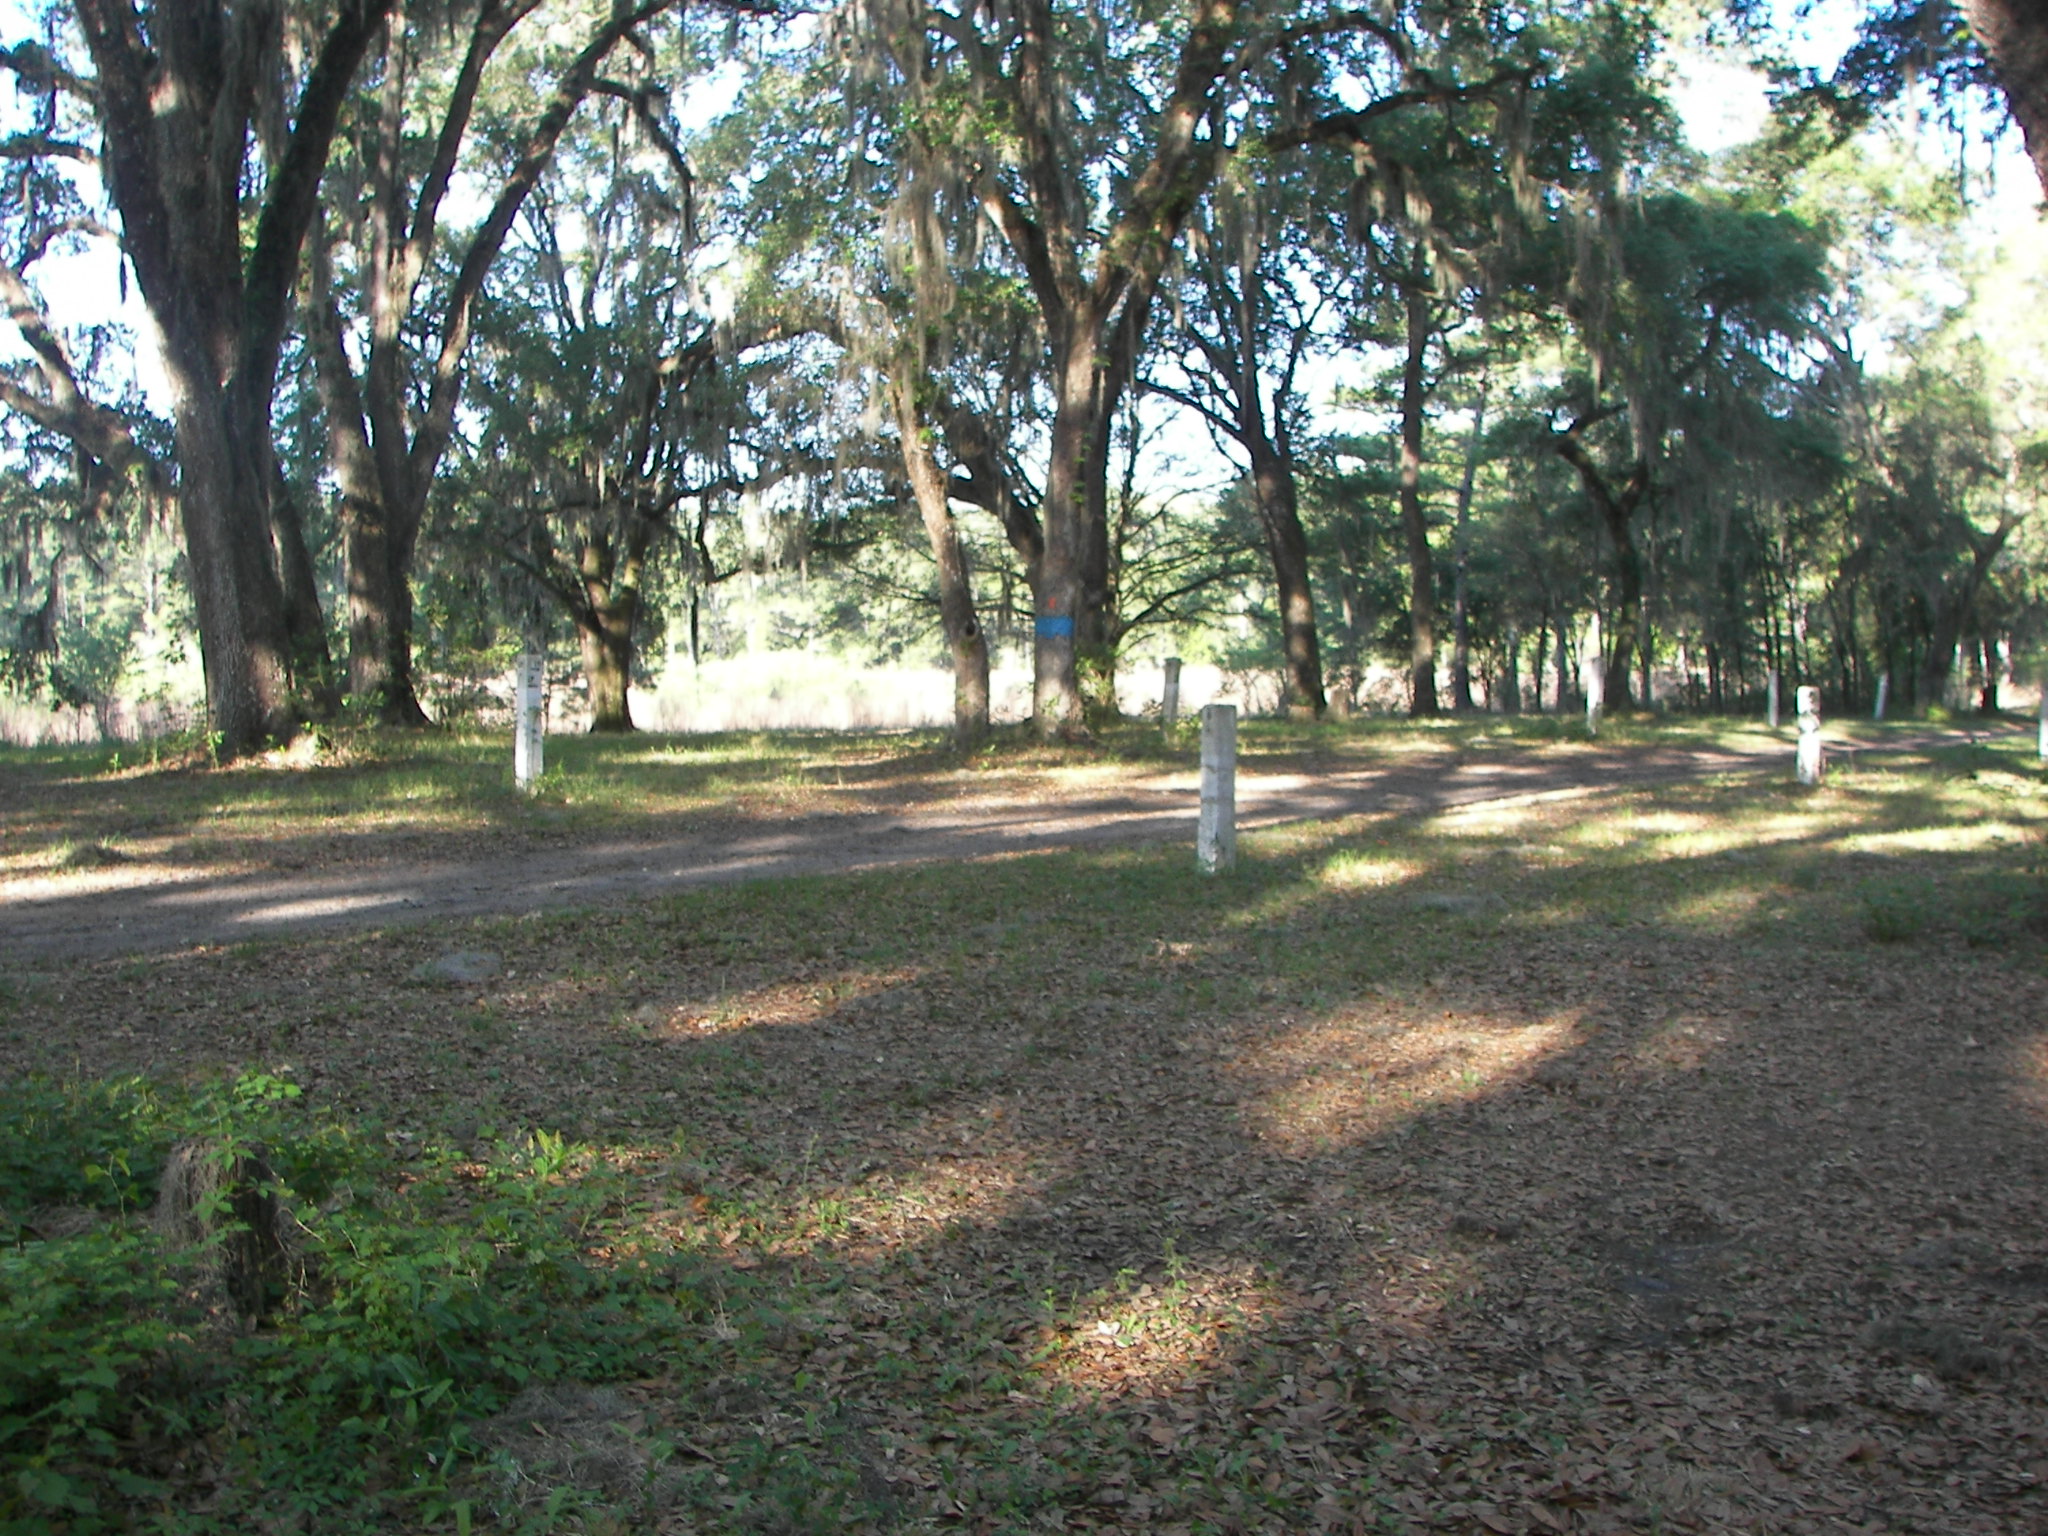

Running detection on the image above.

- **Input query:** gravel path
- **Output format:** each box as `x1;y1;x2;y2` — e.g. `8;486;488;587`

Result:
2;728;2007;964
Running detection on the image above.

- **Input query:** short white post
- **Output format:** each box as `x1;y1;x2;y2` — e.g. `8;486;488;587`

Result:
1874;672;1890;721
1162;656;1183;734
514;651;545;792
1767;669;1780;729
2038;672;2046;761
1197;703;1236;874
1796;685;1824;786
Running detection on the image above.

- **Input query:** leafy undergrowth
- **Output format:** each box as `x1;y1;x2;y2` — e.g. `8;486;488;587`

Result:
3;737;2046;1532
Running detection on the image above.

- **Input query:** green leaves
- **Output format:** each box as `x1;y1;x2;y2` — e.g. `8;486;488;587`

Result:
0;1072;705;1532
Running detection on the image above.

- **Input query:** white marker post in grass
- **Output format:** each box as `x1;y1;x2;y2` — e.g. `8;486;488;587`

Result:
1796;685;1824;787
514;651;545;792
1162;656;1183;734
2039;673;2047;761
1767;669;1780;729
1874;672;1890;721
1197;703;1237;874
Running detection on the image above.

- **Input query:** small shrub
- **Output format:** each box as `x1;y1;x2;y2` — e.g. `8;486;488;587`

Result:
0;1073;708;1532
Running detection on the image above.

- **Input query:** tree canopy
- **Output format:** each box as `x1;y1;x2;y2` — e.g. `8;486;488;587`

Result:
0;0;2042;749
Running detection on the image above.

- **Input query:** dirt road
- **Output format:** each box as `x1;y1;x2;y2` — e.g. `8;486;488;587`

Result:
1;728;2006;964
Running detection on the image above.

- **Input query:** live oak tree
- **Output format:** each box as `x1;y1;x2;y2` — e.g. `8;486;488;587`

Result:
1298;25;1539;718
1534;189;1829;706
855;0;994;743
706;0;1004;743
853;0;1555;733
305;0;695;725
454;119;719;732
1148;160;1340;717
0;0;391;755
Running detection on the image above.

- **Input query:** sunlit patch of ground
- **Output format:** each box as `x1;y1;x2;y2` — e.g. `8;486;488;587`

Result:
1842;821;2040;854
628;968;920;1038
1315;851;1425;890
1611;1014;1740;1078
1659;883;1773;927
2015;1034;2048;1120
1232;1008;1581;1157
1425;788;1606;837
1029;1259;1279;1400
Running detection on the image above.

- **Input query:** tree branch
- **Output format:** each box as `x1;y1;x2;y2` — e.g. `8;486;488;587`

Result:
239;0;398;405
410;0;681;496
0;134;96;166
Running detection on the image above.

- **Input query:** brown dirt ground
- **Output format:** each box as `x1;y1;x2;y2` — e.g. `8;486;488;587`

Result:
3;728;2043;1534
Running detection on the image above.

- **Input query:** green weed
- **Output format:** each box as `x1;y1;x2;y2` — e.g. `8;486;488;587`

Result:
0;1073;711;1534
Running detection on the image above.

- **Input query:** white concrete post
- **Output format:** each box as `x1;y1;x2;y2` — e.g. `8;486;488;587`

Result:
1796;685;1824;786
2038;673;2046;761
1197;703;1237;874
1874;672;1890;721
1162;657;1183;734
514;651;545;792
1767;669;1780;729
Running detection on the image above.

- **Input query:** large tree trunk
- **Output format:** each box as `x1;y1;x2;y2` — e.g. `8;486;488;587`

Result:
980;0;1236;737
1078;385;1117;715
1914;522;2013;712
166;377;299;753
576;602;636;732
1033;314;1101;738
309;241;430;724
1249;441;1325;716
1963;0;2048;195
1074;292;1161;718
1603;507;1645;710
270;475;341;718
568;503;660;733
891;360;991;746
75;0;388;756
1398;289;1438;716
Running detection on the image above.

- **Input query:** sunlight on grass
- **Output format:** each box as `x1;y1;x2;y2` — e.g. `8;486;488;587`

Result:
1569;803;1843;853
1033;1260;1278;1400
1661;884;1772;928
1316;851;1424;890
1623;810;1715;835
1844;822;2040;854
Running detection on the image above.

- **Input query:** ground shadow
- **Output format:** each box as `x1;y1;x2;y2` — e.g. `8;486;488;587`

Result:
7;749;2044;1532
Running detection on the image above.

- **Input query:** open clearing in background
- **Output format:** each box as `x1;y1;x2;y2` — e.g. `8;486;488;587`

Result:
1;725;2045;1533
